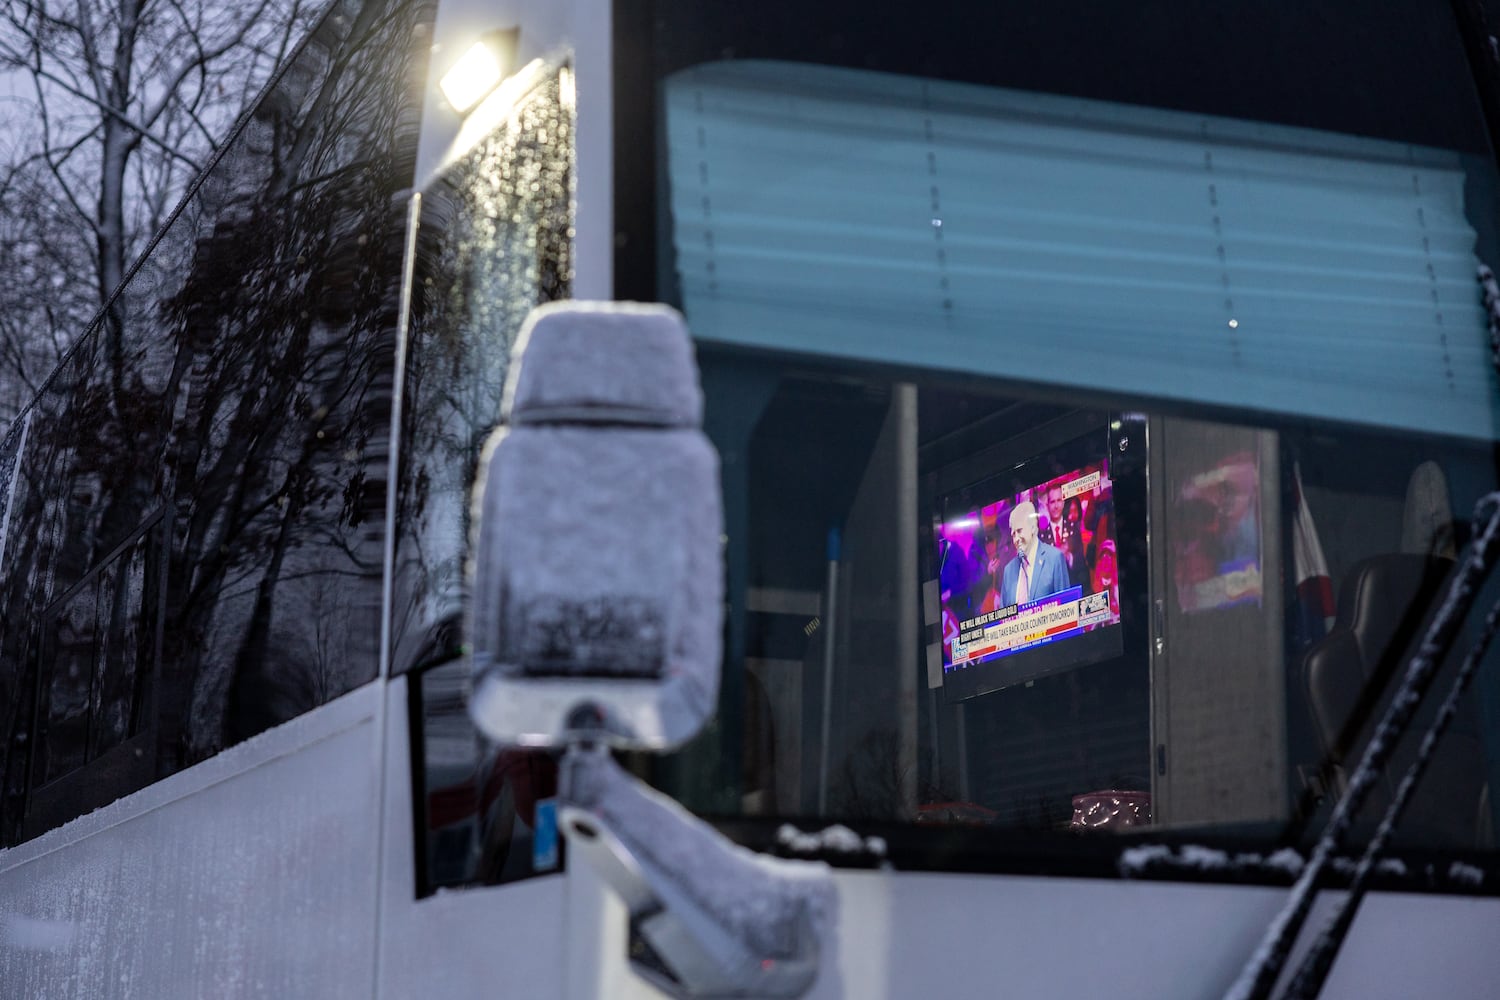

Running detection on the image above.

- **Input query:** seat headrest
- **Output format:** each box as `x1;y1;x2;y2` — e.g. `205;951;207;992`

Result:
502;302;703;428
1337;553;1451;666
1303;553;1451;762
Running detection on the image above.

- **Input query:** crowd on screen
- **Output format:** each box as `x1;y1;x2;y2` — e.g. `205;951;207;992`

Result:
938;467;1119;662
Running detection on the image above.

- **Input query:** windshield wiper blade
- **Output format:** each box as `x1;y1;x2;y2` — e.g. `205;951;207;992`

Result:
1224;493;1500;1000
1280;573;1500;997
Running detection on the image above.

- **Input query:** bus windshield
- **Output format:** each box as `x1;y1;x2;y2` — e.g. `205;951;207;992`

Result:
616;0;1500;867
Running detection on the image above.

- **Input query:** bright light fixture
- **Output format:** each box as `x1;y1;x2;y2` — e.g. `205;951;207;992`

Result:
430;56;546;184
440;41;505;113
439;28;521;114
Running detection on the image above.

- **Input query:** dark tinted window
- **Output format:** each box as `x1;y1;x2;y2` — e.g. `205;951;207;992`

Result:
620;0;1500;873
27;519;164;832
410;657;560;893
0;0;433;846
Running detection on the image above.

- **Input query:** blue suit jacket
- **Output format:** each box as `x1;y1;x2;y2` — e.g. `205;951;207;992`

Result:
1000;541;1072;607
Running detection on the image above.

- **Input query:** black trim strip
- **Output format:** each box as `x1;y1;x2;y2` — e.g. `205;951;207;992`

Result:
711;816;1500;897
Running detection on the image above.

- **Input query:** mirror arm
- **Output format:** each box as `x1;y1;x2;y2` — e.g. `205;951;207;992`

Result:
558;744;832;999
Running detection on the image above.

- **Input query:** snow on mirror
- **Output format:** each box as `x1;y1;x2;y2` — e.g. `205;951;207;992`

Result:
467;302;724;750
468;304;829;999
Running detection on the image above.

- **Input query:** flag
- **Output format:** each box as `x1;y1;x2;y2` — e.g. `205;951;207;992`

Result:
1292;461;1335;647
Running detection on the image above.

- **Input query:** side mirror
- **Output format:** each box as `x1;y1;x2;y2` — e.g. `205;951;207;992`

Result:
466;302;830;999
467;302;723;750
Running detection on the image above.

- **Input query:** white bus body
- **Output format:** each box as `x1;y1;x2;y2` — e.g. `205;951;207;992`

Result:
3;0;1499;997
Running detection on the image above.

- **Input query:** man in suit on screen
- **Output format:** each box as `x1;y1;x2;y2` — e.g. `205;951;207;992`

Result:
1000;500;1072;607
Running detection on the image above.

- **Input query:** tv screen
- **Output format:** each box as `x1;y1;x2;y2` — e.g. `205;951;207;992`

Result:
1171;450;1263;615
934;428;1124;698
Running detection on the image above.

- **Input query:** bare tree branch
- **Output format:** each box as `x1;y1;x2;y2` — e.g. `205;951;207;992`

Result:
0;0;311;421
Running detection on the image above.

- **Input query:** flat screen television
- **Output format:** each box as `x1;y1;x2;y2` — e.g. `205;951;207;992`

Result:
933;423;1126;700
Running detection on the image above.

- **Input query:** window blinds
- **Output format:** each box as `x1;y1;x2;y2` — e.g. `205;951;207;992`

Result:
663;61;1500;440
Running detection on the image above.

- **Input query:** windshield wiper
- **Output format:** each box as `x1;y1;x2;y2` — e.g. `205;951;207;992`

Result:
1226;495;1500;1000
1282;571;1500;997
1226;266;1500;999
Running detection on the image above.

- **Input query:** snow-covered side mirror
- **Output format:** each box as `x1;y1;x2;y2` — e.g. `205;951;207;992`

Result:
468;302;829;999
467;302;723;750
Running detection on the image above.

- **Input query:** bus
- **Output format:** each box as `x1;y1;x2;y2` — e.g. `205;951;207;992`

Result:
1;0;1499;995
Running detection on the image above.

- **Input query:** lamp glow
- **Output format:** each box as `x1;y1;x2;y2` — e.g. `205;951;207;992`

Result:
441;40;506;113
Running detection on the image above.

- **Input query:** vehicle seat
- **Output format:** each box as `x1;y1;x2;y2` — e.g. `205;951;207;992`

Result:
1301;553;1490;847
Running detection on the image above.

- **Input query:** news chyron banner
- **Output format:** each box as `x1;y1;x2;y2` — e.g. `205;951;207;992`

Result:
1062;470;1100;500
951;586;1112;664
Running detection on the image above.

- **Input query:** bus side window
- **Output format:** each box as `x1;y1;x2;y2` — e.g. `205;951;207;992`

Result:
25;516;165;839
0;414;32;843
409;651;559;895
